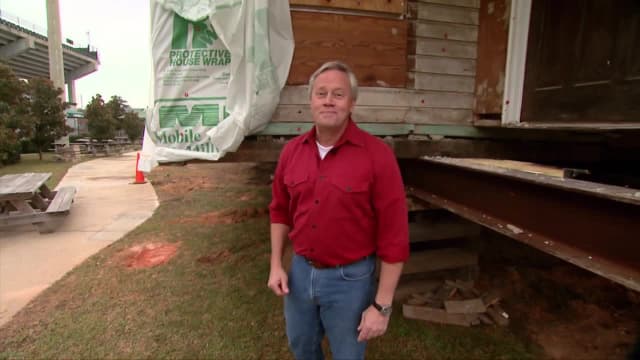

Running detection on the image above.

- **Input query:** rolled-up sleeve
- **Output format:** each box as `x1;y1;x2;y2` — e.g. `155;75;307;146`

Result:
372;146;409;263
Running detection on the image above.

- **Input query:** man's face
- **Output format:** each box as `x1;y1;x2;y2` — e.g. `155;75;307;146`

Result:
310;69;355;131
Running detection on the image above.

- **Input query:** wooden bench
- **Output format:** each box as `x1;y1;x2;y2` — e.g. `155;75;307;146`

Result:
35;186;77;233
45;186;76;214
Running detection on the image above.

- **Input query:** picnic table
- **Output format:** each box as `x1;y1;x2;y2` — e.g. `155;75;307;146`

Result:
0;172;76;233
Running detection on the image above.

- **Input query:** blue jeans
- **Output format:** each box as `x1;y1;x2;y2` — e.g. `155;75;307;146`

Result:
284;254;376;360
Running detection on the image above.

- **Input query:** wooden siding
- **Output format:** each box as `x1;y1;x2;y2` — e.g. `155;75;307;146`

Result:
474;0;508;115
275;0;480;128
408;0;479;99
289;0;406;14
287;11;407;87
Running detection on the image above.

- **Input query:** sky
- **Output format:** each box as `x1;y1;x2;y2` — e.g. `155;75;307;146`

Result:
0;0;151;109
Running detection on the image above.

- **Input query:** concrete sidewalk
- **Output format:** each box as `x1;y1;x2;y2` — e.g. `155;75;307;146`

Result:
0;152;158;326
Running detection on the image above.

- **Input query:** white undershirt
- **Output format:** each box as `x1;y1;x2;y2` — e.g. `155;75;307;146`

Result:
316;141;334;160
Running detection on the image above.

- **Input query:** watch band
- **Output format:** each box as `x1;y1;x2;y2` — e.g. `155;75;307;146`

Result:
373;301;392;316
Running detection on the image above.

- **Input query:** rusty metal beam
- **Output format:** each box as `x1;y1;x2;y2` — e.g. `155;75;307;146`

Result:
402;157;640;292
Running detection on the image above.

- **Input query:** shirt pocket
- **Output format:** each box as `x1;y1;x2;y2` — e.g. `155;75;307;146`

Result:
284;173;309;197
329;177;370;194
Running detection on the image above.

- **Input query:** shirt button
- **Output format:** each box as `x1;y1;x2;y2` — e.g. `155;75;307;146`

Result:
310;248;315;252
314;199;319;205
311;224;317;229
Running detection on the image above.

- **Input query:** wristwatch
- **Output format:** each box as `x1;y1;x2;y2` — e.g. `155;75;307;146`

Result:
373;301;393;316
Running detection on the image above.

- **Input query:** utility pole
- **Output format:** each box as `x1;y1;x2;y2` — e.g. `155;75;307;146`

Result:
46;0;66;101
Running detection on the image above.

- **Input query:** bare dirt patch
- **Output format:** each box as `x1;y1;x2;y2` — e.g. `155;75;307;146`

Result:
476;238;640;360
116;242;181;269
150;175;217;199
196;249;232;265
172;207;269;225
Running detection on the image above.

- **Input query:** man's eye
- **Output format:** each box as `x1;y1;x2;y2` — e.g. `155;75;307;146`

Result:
334;93;344;98
316;92;327;97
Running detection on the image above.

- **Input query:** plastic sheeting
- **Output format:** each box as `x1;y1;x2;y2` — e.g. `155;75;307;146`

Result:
139;0;294;171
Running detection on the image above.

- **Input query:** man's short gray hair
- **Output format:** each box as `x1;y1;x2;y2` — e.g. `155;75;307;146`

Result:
308;61;358;101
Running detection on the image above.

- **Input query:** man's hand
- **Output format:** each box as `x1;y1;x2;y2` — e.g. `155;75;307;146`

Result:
357;305;390;342
267;266;289;296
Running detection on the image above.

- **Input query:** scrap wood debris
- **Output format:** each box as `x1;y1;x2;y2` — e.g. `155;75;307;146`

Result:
402;279;510;327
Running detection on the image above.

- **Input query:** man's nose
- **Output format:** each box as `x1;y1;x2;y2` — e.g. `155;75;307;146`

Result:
323;94;336;105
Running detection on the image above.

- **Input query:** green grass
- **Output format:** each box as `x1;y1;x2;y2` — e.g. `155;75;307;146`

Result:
0;162;542;359
0;153;77;189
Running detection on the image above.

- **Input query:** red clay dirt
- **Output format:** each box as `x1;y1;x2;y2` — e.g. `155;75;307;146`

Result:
120;242;181;269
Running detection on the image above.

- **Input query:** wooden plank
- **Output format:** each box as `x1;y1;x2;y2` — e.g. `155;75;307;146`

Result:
257;122;413;136
356;123;414;135
394;279;442;302
287;11;407;87
0;212;47;228
46;186;76;213
416;3;479;25
412;21;478;41
289;0;405;14
486;306;509;326
257;123;313;136
272;105;472;125
403;304;475;326
412;38;477;59
408;72;475;92
474;0;508;114
409;55;476;76
402;248;478;275
280;86;474;109
444;298;486;313
417;0;480;8
0;173;51;201
459;158;565;177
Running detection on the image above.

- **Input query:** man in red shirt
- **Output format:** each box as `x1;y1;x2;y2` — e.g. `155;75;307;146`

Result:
268;61;409;359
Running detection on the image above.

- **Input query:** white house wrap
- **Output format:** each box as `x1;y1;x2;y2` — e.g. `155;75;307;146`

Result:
140;0;294;170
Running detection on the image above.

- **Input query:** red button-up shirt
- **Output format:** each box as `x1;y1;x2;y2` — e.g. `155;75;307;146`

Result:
269;120;409;266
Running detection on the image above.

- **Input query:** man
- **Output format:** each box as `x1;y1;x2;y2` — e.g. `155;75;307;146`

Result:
268;61;409;360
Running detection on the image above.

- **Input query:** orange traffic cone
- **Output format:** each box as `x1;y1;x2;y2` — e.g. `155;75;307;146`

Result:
133;152;147;184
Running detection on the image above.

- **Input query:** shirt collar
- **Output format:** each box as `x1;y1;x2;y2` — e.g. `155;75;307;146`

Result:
302;118;365;148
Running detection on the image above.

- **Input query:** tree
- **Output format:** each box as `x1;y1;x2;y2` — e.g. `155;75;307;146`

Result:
0;63;31;165
26;78;69;160
86;94;115;141
122;111;145;142
105;95;128;131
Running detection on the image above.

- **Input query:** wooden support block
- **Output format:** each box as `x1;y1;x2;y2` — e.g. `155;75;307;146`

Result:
478;313;494;325
486;305;509;326
394;279;441;302
403;304;475;326
444;298;486;314
407;295;428;306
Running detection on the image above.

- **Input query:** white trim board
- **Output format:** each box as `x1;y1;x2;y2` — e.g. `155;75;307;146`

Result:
501;0;532;125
